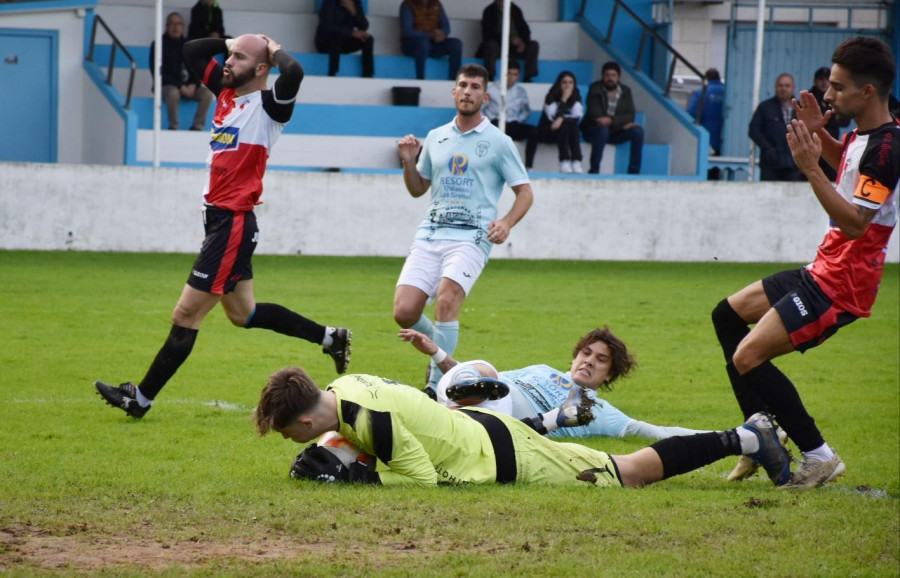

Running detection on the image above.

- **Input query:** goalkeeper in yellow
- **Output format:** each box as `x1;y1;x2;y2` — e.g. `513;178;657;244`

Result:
255;366;793;488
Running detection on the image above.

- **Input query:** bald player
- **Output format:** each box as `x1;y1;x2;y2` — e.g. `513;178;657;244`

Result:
95;34;352;419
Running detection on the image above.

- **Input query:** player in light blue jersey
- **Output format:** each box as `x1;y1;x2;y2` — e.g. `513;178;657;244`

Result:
394;63;534;398
399;327;710;440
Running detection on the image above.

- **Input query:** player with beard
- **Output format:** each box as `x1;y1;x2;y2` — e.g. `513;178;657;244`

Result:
394;63;533;398
712;36;898;489
94;34;352;419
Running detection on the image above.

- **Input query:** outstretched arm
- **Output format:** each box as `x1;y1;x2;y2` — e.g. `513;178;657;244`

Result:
398;329;458;374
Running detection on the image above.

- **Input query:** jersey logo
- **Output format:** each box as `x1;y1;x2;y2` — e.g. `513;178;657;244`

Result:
210;126;239;152
475;141;490;157
448;154;468;175
549;372;574;390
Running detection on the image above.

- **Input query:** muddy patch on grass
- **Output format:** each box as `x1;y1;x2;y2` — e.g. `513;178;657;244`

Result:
0;524;351;572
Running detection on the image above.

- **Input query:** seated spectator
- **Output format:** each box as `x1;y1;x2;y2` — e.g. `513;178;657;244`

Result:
150;11;213;131
188;0;225;40
538;71;584;174
581;62;643;175
315;0;374;78
482;59;538;170
477;0;539;83
687;68;724;180
399;0;462;81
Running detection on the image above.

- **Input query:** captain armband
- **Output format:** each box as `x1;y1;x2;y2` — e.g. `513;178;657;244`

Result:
853;176;890;207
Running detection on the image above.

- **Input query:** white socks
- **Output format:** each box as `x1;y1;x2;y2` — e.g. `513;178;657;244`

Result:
802;443;835;462
736;426;759;454
322;326;335;348
135;387;153;408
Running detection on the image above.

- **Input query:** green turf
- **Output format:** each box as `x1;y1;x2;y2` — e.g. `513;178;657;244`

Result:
1;250;897;575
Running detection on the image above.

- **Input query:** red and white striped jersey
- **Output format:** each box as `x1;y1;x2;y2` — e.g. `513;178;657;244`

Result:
808;120;900;317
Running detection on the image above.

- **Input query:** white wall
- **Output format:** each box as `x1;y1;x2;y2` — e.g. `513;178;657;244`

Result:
4;6;90;163
2;162;897;263
83;77;127;165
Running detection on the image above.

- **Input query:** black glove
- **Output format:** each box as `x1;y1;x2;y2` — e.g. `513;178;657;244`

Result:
290;445;380;484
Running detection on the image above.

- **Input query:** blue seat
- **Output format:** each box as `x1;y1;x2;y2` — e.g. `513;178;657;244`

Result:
93;45;594;84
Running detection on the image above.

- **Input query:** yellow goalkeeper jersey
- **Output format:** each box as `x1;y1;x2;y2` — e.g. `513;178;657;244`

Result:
327;375;621;488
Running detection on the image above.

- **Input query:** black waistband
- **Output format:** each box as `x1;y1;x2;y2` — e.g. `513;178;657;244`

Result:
459;409;517;484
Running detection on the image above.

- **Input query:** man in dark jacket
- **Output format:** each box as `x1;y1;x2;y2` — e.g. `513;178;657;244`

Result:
188;0;225;39
749;73;798;181
315;0;374;77
581;61;643;175
477;0;539;82
150;11;212;130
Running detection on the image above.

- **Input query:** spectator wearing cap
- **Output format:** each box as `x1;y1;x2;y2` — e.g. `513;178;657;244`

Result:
808;66;850;181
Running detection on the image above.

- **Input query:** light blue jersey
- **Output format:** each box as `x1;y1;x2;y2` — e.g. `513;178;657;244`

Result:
415;117;529;259
499;364;633;439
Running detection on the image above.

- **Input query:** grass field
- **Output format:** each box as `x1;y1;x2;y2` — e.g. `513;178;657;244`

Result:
1;250;898;576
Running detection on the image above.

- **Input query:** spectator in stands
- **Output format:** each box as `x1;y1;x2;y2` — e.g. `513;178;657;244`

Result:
748;73;798;181
150;11;213;131
483;59;538;170
808;66;849;181
188;0;226;40
315;0;374;78
581;61;643;175
538;71;584;173
477;0;539;83
687;68;725;180
399;0;462;81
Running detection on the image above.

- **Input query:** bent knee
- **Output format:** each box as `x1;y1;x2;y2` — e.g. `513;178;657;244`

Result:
393;305;420;328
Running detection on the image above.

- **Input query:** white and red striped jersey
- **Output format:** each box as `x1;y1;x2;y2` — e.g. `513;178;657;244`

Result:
808;120;900;317
194;47;300;212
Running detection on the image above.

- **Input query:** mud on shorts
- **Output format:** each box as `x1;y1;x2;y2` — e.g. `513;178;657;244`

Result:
187;205;258;295
762;267;858;352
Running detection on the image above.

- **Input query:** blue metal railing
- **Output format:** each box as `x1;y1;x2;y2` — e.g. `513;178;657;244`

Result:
85;13;136;109
578;0;709;124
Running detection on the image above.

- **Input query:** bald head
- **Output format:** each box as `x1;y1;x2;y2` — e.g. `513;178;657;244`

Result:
223;34;273;93
232;34;270;66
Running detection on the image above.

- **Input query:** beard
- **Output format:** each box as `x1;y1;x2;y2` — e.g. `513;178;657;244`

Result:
603;80;617;91
222;66;255;89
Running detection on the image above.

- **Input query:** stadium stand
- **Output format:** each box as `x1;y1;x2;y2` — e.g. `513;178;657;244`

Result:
93;0;670;174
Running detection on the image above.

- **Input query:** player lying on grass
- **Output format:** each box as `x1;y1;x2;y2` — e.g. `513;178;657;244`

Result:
398;327;710;440
255;366;793;488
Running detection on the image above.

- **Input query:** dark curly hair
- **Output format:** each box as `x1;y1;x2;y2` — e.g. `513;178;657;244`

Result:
571;326;637;391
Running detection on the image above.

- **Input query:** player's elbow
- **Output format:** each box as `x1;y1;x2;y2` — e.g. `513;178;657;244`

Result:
841;226;865;240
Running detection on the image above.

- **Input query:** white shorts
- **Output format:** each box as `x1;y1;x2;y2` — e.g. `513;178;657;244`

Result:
396;240;487;297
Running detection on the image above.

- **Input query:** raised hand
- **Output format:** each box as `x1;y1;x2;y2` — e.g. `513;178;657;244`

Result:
792;90;831;134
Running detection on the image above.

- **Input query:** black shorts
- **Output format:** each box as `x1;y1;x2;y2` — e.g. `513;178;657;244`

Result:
187;206;258;295
762;267;857;352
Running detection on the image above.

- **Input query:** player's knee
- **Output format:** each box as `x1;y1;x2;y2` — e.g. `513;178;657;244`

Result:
731;346;759;375
392;305;418;328
433;295;462;320
225;311;247;327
